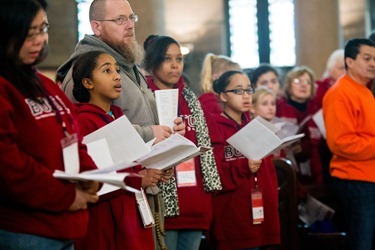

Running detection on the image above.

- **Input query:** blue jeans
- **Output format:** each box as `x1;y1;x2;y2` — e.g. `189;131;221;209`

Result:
165;229;202;250
0;229;74;250
331;178;375;250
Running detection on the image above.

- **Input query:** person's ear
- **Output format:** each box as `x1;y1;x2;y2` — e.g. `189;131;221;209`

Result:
82;78;94;90
219;92;227;103
91;21;101;37
345;57;353;69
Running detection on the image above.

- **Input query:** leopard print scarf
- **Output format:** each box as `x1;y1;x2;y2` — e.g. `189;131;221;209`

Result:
160;87;222;217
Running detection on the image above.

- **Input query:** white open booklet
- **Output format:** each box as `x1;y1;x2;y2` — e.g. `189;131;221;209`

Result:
53;115;210;192
227;116;305;160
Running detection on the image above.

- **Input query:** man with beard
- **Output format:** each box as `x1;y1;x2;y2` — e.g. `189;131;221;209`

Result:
58;0;183;144
57;0;184;249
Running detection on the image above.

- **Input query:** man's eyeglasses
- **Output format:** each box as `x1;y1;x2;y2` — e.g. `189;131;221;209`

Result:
26;23;49;41
292;78;311;85
225;87;255;95
96;15;139;25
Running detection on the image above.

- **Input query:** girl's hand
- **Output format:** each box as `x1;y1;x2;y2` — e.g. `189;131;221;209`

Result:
78;180;99;195
139;168;163;188
248;159;262;173
68;187;99;211
160;168;173;183
173;116;186;136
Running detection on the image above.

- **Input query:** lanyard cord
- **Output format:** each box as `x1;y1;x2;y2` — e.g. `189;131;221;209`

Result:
223;111;242;130
44;93;73;137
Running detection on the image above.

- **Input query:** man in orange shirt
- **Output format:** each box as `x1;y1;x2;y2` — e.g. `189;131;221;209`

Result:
323;38;375;250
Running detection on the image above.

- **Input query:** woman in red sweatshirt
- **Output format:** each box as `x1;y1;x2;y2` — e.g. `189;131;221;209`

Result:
71;50;167;250
277;66;323;185
209;70;280;249
143;35;222;250
0;1;99;249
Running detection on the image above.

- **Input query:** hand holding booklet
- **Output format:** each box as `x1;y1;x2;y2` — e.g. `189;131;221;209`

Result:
136;133;211;170
227;116;305;160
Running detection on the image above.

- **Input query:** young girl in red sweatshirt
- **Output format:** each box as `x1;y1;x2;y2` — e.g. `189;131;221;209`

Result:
209;70;281;249
72;50;167;250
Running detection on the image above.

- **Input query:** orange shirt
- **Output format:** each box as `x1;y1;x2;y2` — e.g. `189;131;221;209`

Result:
323;75;375;182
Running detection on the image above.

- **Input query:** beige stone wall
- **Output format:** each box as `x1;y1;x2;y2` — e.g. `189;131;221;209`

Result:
295;0;341;79
130;0;166;46
39;0;78;70
164;0;227;94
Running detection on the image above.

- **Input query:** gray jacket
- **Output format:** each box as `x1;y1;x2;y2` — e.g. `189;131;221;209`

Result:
57;35;158;142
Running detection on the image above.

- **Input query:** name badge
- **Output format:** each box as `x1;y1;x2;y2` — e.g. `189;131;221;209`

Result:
61;133;79;174
176;158;197;187
135;188;155;228
251;188;264;224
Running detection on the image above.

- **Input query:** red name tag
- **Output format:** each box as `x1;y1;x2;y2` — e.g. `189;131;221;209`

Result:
251;188;264;224
176;158;196;187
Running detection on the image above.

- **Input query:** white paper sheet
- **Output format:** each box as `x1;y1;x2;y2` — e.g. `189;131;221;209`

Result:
53;170;141;193
298;195;335;225
272;117;300;139
227;116;304;160
85;138;120;195
83;115;149;163
155;89;178;130
312;109;326;139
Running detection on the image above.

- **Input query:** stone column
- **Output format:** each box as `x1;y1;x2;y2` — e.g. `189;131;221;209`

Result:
295;0;341;78
129;0;166;46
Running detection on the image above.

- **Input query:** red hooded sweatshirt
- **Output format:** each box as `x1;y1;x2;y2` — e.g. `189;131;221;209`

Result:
208;113;280;249
74;103;154;250
0;73;96;239
198;92;223;116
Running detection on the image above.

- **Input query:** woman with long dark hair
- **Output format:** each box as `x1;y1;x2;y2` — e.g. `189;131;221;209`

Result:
143;35;222;250
0;0;99;249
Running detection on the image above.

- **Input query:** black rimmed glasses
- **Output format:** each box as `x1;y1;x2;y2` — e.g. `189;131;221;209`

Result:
26;23;49;41
225;87;255;95
96;14;139;25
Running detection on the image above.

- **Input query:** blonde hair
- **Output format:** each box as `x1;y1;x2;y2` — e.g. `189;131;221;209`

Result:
200;53;241;93
283;65;316;99
252;87;276;106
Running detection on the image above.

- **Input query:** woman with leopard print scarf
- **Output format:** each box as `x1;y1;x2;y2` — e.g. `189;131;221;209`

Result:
143;35;222;250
